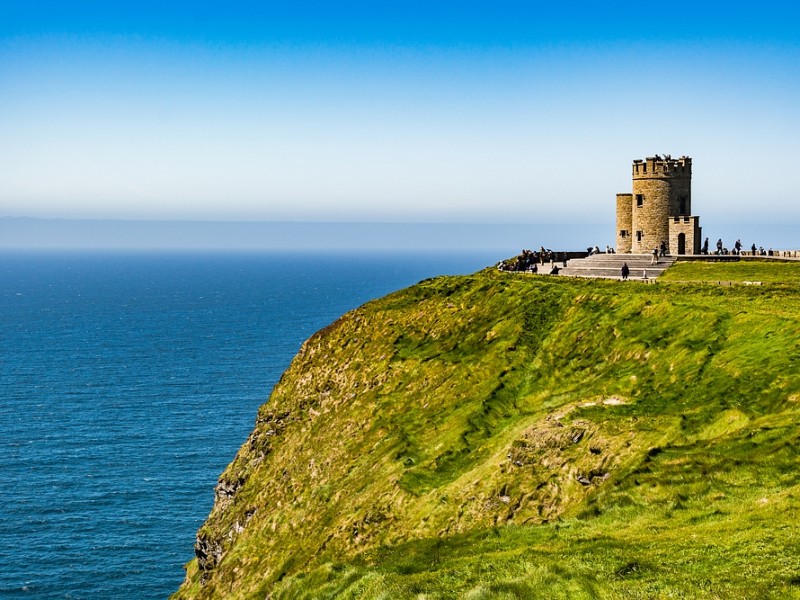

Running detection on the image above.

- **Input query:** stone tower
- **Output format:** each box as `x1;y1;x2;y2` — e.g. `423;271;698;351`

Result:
616;155;701;255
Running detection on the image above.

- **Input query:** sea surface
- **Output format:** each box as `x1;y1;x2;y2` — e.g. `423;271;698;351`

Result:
0;250;498;599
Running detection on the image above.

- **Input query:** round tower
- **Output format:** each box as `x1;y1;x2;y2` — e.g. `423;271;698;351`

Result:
615;193;633;253
630;156;691;253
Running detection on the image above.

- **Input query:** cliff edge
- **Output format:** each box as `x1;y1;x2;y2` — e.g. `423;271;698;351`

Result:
174;263;800;599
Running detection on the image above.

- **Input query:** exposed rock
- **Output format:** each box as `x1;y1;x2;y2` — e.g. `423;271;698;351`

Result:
214;476;245;508
195;533;225;583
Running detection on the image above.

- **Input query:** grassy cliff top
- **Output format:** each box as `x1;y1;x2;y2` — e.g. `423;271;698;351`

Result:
174;261;800;599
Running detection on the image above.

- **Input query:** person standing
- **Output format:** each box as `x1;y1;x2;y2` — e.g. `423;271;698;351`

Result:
651;248;659;265
621;262;629;280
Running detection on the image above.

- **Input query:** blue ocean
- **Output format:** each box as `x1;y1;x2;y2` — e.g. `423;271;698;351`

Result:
0;250;497;599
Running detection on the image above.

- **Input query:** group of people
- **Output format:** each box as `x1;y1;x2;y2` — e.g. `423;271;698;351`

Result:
701;237;739;255
649;241;669;264
750;243;776;256
588;245;616;255
700;237;774;256
496;247;568;274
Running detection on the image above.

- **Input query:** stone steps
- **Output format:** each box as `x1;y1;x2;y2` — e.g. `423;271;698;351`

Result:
558;253;677;280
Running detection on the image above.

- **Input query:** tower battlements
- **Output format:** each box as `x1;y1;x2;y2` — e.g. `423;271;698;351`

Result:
632;155;691;179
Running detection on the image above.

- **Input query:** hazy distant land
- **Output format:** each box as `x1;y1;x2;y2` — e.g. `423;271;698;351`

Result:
1;217;794;254
0;218;603;253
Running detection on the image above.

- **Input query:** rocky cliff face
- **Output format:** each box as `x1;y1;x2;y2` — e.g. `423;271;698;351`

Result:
173;266;800;599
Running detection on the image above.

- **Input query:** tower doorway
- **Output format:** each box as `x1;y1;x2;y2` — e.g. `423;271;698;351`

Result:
677;233;686;255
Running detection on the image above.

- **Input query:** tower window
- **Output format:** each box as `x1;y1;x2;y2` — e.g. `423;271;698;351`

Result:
636;194;643;207
636;231;643;242
620;230;628;238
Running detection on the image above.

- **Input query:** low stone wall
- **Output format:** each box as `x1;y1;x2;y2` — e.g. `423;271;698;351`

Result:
741;250;800;258
675;253;800;262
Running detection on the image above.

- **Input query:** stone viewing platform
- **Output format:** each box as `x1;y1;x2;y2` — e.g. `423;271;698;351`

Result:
677;251;800;261
556;251;800;281
559;253;676;280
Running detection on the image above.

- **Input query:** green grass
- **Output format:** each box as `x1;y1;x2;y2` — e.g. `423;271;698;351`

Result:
173;262;800;599
660;259;800;284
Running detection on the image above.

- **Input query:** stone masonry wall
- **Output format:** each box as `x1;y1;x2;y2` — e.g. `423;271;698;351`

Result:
631;178;672;253
667;177;692;218
668;216;701;255
616;194;633;253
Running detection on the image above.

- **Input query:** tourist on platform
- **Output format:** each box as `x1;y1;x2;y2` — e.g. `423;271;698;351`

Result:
621;262;630;280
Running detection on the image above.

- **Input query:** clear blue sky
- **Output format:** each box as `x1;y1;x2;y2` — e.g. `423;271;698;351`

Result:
2;1;799;227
